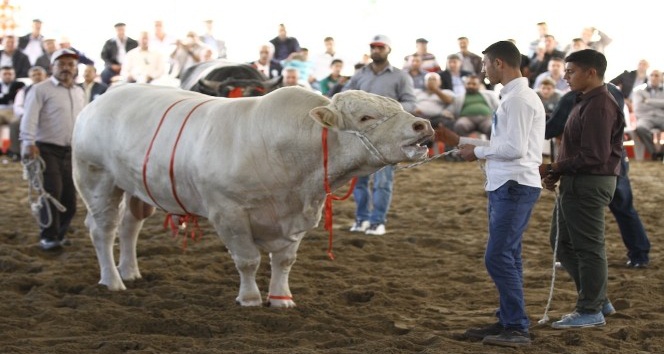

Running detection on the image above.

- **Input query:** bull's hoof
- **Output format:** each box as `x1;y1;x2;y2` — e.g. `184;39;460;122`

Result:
267;297;296;308
99;279;126;291
235;296;263;307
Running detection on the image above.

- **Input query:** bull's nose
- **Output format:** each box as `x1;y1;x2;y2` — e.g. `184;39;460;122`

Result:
413;120;434;134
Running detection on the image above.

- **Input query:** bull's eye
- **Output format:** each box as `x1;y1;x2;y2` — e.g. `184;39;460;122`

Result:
360;115;373;122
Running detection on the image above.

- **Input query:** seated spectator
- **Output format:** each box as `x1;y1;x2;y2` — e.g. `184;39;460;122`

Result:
0;66;25;159
100;22;139;85
278;66;305;89
403;38;440;72
327;62;365;97
281;48;315;89
249;42;282;79
406;53;428;90
533;56;569;93
10;66;46;160
633;70;664;160
414;72;455;130
319;59;348;97
437;54;472;96
0;35;30;78
121;31;166;84
169;31;211;79
450;75;500;137
269;23;300;62
536;78;562;120
610;59;649;112
79;65;108;104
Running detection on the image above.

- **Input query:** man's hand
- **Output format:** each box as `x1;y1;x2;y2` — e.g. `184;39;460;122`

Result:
434;126;460;146
458;144;477;161
542;174;559;191
21;145;39;160
538;164;550;178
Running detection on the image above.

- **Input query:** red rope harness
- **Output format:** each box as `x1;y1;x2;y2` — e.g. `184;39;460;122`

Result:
322;127;357;260
142;98;214;249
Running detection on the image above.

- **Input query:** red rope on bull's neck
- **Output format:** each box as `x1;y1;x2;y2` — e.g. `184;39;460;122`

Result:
322;127;357;260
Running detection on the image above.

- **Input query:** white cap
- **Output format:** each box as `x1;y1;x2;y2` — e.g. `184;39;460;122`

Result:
51;48;79;65
370;34;392;48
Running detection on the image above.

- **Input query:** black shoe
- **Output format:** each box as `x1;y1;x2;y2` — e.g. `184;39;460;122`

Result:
626;260;649;269
482;329;531;347
464;322;503;340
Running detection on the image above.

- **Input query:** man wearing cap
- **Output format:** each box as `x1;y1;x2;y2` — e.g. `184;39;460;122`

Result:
403;38;440;73
20;49;85;251
100;22;138;85
343;34;416;236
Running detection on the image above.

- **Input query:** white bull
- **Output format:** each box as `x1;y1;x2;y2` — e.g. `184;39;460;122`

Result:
72;85;433;307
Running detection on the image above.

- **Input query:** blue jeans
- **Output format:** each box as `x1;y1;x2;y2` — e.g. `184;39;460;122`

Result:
609;151;650;264
353;165;394;225
486;180;541;332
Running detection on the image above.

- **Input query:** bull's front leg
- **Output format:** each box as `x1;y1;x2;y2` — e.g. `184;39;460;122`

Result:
116;195;155;282
210;212;263;306
267;233;303;308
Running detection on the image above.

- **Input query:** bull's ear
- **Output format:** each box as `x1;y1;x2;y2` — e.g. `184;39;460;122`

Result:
309;107;344;129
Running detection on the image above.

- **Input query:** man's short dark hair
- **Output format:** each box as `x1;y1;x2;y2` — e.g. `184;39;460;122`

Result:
482;40;521;68
330;59;343;66
0;66;14;71
564;49;607;79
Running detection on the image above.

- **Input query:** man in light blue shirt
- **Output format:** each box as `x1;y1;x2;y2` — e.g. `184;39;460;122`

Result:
343;34;416;236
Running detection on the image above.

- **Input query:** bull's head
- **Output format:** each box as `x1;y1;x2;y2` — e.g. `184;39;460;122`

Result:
309;90;434;165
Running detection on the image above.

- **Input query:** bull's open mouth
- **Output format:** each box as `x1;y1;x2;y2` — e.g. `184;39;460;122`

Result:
401;135;432;159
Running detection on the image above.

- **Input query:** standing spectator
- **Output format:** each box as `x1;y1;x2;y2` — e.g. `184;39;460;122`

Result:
438;40;544;347
0;34;31;78
403;38;440;72
541;49;624;329
633;70;664;160
149;20;176;73
19;49;86;251
269;23;300;62
248;42;282;79
170;31;211;79
17;19;44;66
59;36;94;66
79;65;107;104
457;36;483;75
200;19;227;59
610;59;649;112
580;26;612;53
121;31;165;84
318;59;348;96
546;84;651;269
100;22;139;85
343;34;416;236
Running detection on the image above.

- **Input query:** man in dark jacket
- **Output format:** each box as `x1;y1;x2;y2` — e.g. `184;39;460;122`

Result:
99;22;138;85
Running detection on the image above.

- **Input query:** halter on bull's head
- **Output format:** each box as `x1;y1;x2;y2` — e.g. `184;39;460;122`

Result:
309;89;434;165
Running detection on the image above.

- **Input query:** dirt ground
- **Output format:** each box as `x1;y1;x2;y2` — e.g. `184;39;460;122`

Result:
1;157;662;354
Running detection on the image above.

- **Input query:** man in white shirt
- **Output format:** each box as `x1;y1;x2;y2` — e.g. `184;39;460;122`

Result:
437;40;545;347
121;31;166;84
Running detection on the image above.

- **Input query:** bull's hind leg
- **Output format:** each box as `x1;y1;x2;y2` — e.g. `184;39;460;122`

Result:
73;161;125;290
116;195;155;282
267;232;303;308
209;211;263;306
